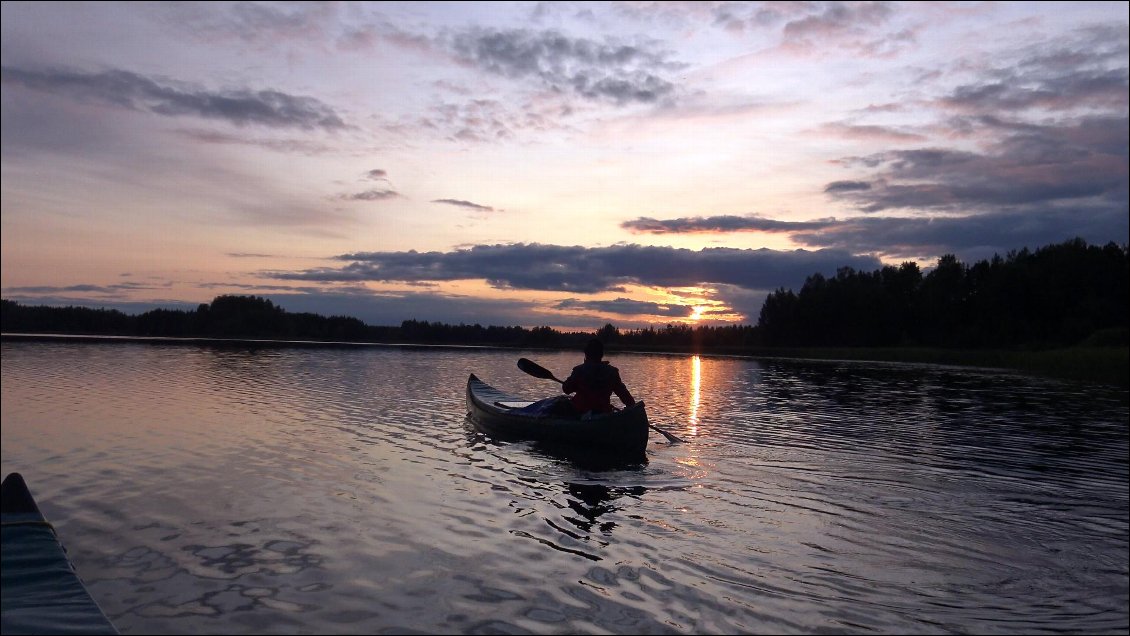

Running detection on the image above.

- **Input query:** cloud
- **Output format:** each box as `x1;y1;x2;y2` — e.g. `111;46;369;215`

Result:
269;243;881;295
233;199;357;231
783;2;895;38
432;198;495;212
447;28;679;104
824;181;872;193
264;288;735;328
344;189;401;201
413;96;572;143
829;115;1128;213
155;2;373;52
1;66;348;131
554;297;696;318
366;169;388;180
174;129;337;154
3;282;167;295
261;289;572;328
941;25;1128;114
617;205;1129;263
830;22;1127;226
0;281;190;315
944;67;1128;113
789;205;1130;261
622;215;836;234
777;2;917;58
817;122;927;143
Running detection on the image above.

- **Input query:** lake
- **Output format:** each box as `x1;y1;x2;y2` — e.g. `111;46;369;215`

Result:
1;340;1127;634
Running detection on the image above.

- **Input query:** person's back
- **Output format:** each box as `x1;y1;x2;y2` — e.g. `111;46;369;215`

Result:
563;339;635;414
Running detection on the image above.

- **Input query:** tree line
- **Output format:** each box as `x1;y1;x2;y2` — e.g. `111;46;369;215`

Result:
2;238;1126;351
757;238;1128;349
0;295;590;347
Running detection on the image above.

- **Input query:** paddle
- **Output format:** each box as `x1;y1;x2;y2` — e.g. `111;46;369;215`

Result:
517;357;684;443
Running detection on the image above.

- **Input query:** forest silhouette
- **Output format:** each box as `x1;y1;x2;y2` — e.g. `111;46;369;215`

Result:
3;238;1127;353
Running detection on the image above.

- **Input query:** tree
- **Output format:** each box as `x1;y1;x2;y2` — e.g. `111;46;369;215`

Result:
597;323;620;342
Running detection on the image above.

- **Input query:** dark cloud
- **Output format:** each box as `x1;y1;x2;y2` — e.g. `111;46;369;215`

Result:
448;28;678;104
269;243;881;295
615;204;1128;264
432;198;495;212
366;169;388;180
703;284;772;323
783;1;895;38
944;67;1128;113
1;66;348;131
824;181;872;194
829;116;1128;213
344;189;401;201
4;282;167;295
622;215;836;234
554;297;696;318
1;280;189;315
941;26;1128;114
195;282;338;293
790;205;1130;261
824;25;1128;218
774;2;915;58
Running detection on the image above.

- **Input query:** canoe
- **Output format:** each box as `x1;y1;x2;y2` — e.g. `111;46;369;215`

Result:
466;374;650;456
1;472;118;635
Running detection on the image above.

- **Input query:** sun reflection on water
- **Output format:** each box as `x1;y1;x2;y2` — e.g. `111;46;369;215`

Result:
689;354;701;436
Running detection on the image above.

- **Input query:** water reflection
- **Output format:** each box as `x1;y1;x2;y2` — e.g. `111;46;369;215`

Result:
3;342;1127;635
562;482;647;535
689;355;701;436
462;415;649;472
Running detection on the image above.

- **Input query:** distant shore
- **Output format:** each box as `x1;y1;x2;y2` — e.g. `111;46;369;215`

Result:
4;332;1126;390
636;342;1129;390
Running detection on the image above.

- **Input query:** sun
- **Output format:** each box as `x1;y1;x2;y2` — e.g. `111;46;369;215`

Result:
689;305;707;321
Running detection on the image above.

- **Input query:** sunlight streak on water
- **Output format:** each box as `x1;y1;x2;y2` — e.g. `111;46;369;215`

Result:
2;341;1127;634
689;355;701;436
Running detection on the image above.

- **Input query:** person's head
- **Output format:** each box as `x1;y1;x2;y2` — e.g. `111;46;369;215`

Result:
584;338;604;362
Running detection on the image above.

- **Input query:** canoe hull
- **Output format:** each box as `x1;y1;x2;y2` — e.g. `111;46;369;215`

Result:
1;472;118;635
466;374;649;456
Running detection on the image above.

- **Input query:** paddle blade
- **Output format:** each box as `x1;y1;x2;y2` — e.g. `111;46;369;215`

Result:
650;424;684;444
517;358;559;382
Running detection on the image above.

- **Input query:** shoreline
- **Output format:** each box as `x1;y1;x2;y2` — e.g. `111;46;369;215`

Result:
3;332;1126;390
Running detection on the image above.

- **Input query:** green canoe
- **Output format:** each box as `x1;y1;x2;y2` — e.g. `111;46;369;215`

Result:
466;374;650;456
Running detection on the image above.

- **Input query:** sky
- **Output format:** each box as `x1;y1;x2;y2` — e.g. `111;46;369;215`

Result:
2;1;1127;330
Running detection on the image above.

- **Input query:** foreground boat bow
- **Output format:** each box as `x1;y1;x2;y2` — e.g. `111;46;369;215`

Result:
1;472;118;635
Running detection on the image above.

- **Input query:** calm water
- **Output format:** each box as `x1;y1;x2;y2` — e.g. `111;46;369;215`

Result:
1;340;1127;634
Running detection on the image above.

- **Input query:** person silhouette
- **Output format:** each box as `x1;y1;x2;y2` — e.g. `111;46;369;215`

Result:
562;338;635;415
